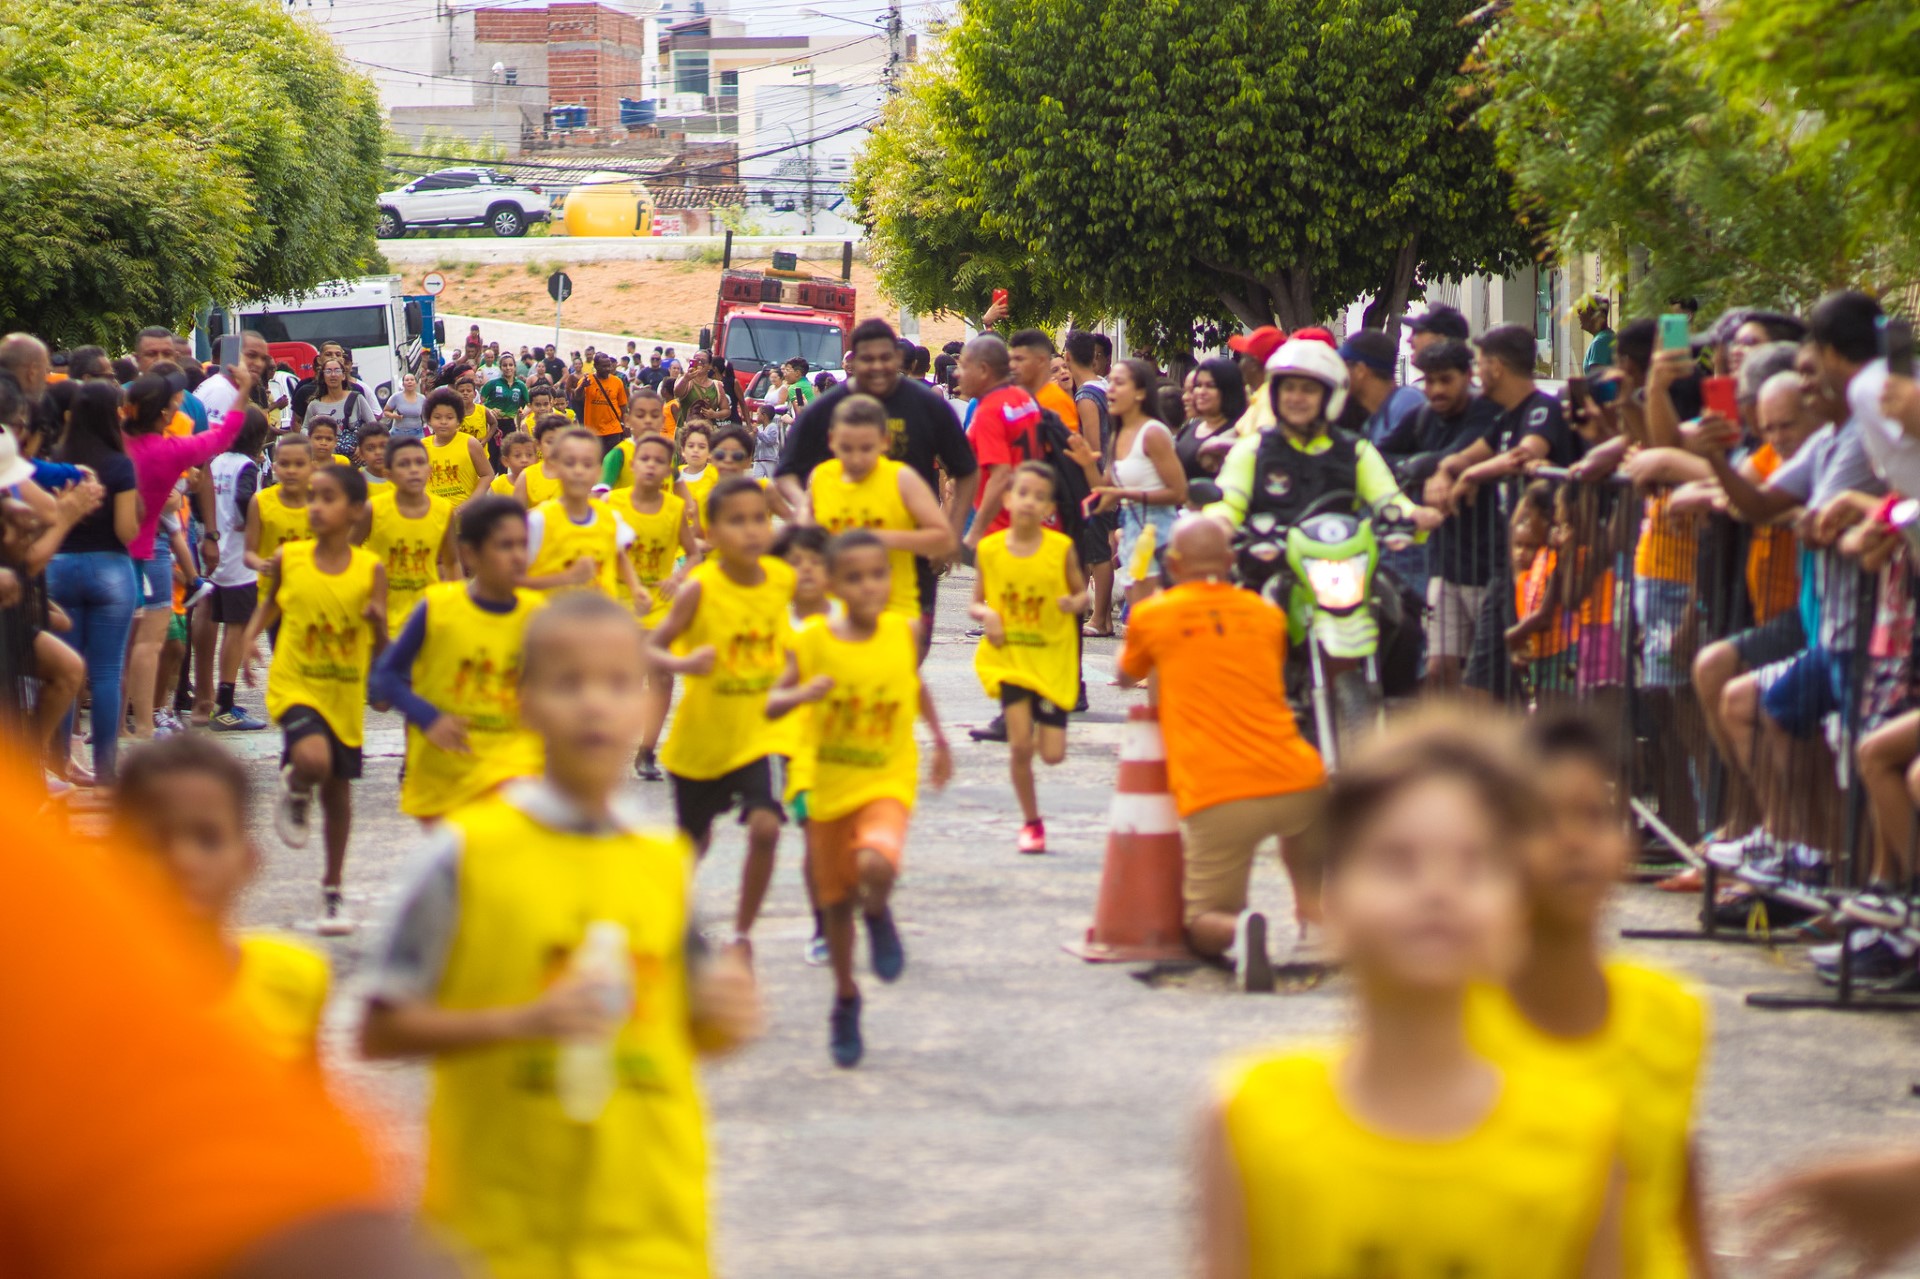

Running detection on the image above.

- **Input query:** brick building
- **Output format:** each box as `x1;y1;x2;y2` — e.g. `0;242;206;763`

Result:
473;3;655;133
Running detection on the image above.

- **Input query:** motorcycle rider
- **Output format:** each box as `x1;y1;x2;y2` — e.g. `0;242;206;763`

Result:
1204;337;1441;560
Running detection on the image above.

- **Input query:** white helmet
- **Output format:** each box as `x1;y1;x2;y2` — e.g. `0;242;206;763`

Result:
1265;337;1349;422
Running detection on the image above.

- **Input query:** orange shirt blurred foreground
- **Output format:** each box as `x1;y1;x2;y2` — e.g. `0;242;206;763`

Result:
0;752;392;1279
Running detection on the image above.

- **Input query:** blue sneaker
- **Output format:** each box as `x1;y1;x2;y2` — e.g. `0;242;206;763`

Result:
866;908;905;983
830;993;863;1068
210;706;269;733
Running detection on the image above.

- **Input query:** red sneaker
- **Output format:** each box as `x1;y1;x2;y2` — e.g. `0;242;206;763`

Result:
1018;820;1048;855
1657;867;1705;893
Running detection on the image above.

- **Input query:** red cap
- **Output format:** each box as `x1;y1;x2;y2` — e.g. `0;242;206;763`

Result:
1292;326;1339;349
1227;325;1286;363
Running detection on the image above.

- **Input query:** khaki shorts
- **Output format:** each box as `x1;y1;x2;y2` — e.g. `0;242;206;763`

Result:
1182;789;1328;925
1426;579;1486;662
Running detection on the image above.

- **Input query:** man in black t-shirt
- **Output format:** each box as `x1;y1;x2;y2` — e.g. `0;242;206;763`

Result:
1428;325;1581;700
775;317;980;626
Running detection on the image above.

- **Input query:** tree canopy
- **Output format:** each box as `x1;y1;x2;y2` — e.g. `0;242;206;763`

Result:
853;0;1532;356
0;0;386;347
1472;0;1918;316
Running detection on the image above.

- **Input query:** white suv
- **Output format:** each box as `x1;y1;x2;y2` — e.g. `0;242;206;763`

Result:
376;168;551;239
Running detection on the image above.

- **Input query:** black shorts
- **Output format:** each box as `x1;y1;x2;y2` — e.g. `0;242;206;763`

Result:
1732;608;1806;671
671;756;786;842
279;705;363;780
1001;684;1070;730
1075;513;1118;574
209;582;257;625
915;557;938;618
1463;567;1516;700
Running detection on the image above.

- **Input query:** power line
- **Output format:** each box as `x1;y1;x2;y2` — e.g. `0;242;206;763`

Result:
344;32;873;91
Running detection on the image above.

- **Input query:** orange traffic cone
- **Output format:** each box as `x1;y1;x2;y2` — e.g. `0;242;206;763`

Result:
1063;704;1192;963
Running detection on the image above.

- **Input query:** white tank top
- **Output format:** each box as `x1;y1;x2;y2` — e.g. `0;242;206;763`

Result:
209;451;258;587
1113;419;1173;493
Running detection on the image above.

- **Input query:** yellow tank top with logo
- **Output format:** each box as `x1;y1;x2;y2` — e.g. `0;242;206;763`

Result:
680;465;718;531
792;612;920;821
606;436;637;490
973;528;1079;711
810;457;920;619
521;459;562;507
528;497;622;598
366;490;453;627
424;789;706;1279
400;583;547;819
1467;961;1704;1279
659;557;796;781
426;434;480;502
1217;1048;1620;1279
775;607;831;801
220;932;329;1068
255;488;312;560
609;488;687;625
265;542;379;746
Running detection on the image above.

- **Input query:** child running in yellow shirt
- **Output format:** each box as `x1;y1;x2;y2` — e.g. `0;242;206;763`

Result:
602;386;669;491
677;423;717;537
356;436;456;628
520;427;645;604
805;393;955;643
774;524;836;967
491;430;536;498
357;423;391;488
613;433;700;782
971;461;1088;855
1466;713;1707;1279
1198;715;1625;1279
769;529;952;1067
368;495;547;822
242;464;386;936
304;418;354;469
421;387;494;506
115;736;331;1071
358;592;762;1279
645;477;795;960
512;414;570;508
246;433;315;570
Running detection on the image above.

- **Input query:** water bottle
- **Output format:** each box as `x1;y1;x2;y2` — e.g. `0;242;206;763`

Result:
1130;521;1159;584
555;921;632;1124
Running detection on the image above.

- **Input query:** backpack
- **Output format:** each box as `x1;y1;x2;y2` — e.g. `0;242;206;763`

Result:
1034;406;1093;536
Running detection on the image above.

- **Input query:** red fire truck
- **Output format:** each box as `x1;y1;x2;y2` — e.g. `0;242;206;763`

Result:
700;233;857;400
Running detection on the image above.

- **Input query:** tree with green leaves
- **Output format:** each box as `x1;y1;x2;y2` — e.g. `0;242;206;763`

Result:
0;0;385;347
1471;0;1917;316
854;0;1531;355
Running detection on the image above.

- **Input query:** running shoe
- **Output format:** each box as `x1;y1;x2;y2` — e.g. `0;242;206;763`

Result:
1235;911;1274;994
1656;866;1705;893
829;993;863;1068
1814;932;1914;986
274;764;312;849
1287;920;1330;969
1733;842;1788;888
1842;888;1911;931
865;908;905;983
1073;682;1089;713
633;748;664;782
969;715;1008;743
1808;928;1884;969
1017;819;1047;855
316;887;356;937
210;706;269;733
804;932;830;967
152;711;182;737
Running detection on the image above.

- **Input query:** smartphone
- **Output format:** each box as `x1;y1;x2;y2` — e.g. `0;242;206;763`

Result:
991;288;1009;309
1658;313;1691;351
213;333;244;368
1702;375;1739;420
1566;377;1591;414
1591;377;1622;407
1881;316;1915;379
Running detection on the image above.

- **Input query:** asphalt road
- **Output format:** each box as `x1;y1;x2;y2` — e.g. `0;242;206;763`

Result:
212;566;1920;1278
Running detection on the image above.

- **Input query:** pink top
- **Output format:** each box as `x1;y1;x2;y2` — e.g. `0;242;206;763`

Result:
124;409;246;560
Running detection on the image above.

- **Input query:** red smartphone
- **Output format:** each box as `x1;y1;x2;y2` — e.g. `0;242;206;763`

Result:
991;288;1009;309
1702;375;1738;420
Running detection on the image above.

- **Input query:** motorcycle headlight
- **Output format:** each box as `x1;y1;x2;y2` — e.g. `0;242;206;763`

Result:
1303;555;1368;611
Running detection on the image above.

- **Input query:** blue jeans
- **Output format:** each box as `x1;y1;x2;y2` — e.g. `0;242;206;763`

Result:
47;551;138;781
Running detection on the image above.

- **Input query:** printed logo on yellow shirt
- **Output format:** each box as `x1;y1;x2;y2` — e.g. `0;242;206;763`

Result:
817;685;907;768
388;539;438;587
295;619;362;678
996;583;1054;638
630;536;676;582
431;457;466;490
720;623;782;694
450;652;522;730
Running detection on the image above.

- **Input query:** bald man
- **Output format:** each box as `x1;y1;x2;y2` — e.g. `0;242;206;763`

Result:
1116;516;1330;990
0;333;50;398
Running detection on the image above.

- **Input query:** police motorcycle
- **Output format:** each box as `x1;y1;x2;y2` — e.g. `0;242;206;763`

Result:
1193;339;1422;769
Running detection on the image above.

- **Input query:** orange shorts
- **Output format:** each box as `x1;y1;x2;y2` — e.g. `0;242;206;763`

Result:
807;798;909;906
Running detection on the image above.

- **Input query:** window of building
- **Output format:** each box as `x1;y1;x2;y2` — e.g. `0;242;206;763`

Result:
719;70;739;99
673;51;710;96
503;67;518;85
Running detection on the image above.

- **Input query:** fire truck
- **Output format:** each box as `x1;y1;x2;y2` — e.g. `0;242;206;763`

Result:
699;233;857;400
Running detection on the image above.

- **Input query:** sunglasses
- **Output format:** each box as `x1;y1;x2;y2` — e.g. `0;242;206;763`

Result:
713;449;749;461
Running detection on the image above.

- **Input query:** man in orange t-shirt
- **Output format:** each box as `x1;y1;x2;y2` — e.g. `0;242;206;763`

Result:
1117;517;1327;989
573;352;630;453
0;756;434;1279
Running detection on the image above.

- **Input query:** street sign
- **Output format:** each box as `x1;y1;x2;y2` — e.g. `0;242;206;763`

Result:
547;271;574;303
422;271;446;296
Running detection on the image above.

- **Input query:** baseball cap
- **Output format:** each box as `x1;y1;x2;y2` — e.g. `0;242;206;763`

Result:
1292;326;1340;349
1337;330;1398;375
1227;325;1286;364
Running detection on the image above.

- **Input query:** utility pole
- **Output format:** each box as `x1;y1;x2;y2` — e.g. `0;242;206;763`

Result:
884;0;904;94
793;62;816;235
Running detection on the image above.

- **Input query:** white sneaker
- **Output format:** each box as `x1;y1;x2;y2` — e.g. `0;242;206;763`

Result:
1704;828;1772;871
274;765;312;849
1233;910;1275;993
316;888;356;937
1288;920;1330;967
